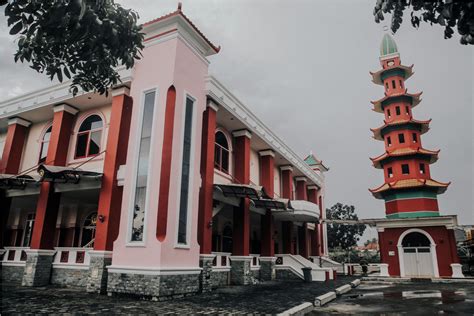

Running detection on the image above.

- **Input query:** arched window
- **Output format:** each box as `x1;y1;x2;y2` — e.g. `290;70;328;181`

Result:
75;115;103;159
38;126;52;163
402;232;430;247
81;212;97;247
214;131;230;173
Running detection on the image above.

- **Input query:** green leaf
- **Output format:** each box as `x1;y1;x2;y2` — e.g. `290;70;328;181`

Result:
10;21;23;35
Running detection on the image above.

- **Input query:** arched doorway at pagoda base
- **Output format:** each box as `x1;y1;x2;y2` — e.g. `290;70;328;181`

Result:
397;229;439;278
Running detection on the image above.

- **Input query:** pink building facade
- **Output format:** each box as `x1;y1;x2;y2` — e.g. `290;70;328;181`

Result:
0;6;332;299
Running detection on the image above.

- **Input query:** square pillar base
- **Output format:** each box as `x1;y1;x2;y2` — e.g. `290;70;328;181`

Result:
199;254;216;293
86;251;113;294
259;257;276;281
21;249;56;287
230;256;252;285
450;263;465;278
379;263;390;277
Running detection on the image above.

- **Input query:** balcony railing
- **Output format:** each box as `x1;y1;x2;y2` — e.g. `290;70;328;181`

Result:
52;247;91;268
250;254;260;269
1;247;29;266
211;252;231;270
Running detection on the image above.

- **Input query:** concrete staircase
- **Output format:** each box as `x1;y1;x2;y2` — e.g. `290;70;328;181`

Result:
275;254;333;281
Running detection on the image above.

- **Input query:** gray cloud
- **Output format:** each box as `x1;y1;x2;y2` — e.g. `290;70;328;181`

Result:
1;1;472;242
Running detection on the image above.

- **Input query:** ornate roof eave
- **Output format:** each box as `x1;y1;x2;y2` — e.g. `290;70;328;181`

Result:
142;3;221;55
370;118;432;140
371;91;423;113
370;147;440;169
369;178;450;199
370;64;414;85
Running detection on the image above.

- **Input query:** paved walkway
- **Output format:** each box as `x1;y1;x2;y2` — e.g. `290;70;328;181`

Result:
312;280;474;315
2;277;354;314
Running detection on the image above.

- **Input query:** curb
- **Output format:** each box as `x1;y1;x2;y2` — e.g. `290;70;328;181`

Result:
276;302;314;316
314;279;361;307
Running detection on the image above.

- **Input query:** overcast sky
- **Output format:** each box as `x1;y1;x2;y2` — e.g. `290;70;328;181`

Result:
1;1;472;242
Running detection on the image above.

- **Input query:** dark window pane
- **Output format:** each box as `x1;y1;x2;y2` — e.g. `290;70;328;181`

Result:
178;97;194;244
214;146;221;168
75;134;88;158
412;133;417;142
221;150;229;172
79;115;102;132
401;164;410;174
215;131;228;148
88;131;101;155
398;133;405;143
131;91;156;242
395;106;401;115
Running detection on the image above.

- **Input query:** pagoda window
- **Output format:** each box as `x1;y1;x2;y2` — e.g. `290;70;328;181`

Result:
75;114;103;159
419;163;426;174
387;167;393;178
385;82;389;91
215;131;230;173
387;109;391;118
405;106;410;115
392;80;396;89
399;80;404;89
398;133;405;144
412;133;417;143
401;164;410;175
386;136;392;147
395;106;401;116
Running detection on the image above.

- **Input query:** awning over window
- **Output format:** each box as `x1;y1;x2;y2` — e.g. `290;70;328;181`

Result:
214;184;269;200
252;198;289;210
38;165;102;184
272;200;320;223
0;174;39;190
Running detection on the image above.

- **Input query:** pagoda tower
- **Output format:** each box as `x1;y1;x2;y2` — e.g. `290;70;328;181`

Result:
369;34;463;279
369;33;450;219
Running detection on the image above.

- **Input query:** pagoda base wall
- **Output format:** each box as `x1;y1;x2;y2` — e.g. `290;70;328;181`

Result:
378;225;459;278
385;198;439;217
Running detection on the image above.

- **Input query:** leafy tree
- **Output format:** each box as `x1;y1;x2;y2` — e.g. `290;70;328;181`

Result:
0;0;144;95
326;203;366;250
374;0;474;45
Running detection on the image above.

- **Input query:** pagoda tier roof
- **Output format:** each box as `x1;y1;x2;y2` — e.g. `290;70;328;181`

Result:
369;178;450;199
370;147;440;169
370;64;414;85
304;153;329;172
371;91;422;113
142;3;220;54
371;118;431;140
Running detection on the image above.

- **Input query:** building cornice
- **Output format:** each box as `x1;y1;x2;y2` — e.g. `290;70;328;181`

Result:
294;176;307;182
280;165;294;172
53;103;78;115
232;129;252;139
0;66;132;120
206;75;324;187
259;149;275;157
8;117;31;127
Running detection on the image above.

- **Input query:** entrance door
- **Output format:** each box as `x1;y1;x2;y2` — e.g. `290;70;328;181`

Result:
401;232;434;277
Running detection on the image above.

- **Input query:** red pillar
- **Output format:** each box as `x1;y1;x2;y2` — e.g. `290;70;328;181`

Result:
294;177;307;200
307;185;321;256
198;101;218;254
280;165;295;254
0;118;31;174
259;150;275;257
156;86;177;241
94;88;133;251
30;104;77;250
232;129;251;256
0;118;31;248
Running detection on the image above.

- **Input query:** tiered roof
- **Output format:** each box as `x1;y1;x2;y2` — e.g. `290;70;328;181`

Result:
370;64;414;85
371;118;431;140
371;90;422;113
370;147;440;169
370;178;450;199
304;153;329;172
